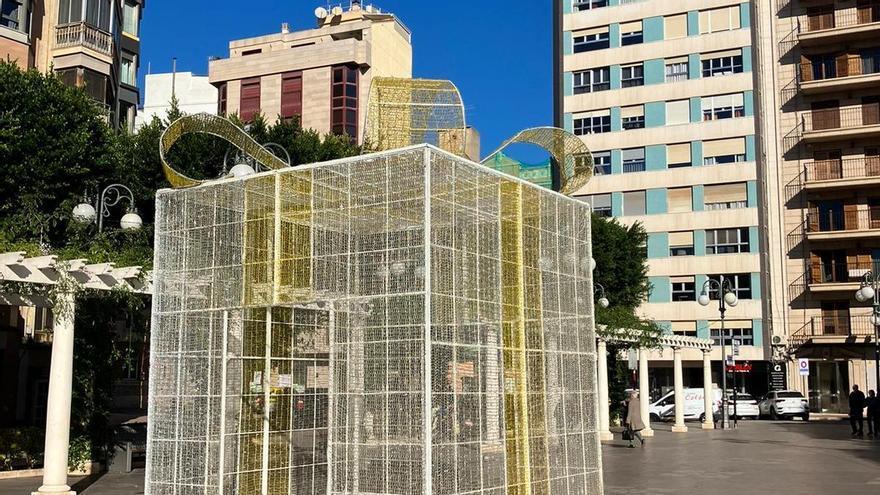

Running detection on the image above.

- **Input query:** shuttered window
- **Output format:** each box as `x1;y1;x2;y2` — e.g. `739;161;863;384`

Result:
622;190;646;216
667;143;691;168
666;99;690;125
703;137;746;164
240;77;261;122
281;72;303;120
671;321;697;337
331;65;358;138
704;183;748;210
668;187;693;213
702;93;745;120
218;83;227;116
664;14;687;39
699;5;741;34
669;231;694;257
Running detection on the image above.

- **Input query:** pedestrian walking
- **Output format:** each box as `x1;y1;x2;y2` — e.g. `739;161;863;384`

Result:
625;390;646;448
866;390;880;438
848;384;866;437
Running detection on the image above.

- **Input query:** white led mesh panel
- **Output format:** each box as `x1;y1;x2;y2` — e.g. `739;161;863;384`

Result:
146;145;603;495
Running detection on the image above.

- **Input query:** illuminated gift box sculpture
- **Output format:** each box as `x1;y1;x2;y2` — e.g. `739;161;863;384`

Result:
146;145;602;495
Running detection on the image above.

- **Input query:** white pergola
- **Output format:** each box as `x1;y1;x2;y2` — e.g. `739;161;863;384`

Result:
0;251;151;495
596;328;715;439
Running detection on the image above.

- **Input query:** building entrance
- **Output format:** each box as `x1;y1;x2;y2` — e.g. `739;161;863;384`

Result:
808;361;849;413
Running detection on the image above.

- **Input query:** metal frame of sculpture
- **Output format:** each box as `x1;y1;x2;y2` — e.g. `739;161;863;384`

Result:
364;77;467;157
482;127;593;196
160;113;289;188
146;144;603;495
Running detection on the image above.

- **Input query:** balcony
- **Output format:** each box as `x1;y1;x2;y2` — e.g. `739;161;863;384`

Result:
54;22;113;58
804;156;880;190
799;56;880;94
800;105;880;143
797;7;880;46
790;315;877;346
806;206;880;240
807;259;875;292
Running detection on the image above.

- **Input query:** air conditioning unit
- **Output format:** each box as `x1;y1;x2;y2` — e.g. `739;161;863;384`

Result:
771;335;786;346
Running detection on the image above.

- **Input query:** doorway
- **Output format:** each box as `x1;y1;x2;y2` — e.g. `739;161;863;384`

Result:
808;361;849;413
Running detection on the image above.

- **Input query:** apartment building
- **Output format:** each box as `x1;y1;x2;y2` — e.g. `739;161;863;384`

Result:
209;3;412;144
136;71;218;129
555;0;768;398
753;0;880;413
0;1;144;131
484;152;553;189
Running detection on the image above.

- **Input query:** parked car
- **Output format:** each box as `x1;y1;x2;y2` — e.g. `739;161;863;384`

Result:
758;390;810;420
726;392;760;420
648;388;722;422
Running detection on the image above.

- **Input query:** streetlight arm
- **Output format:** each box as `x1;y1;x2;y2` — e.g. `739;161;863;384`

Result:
100;184;137;216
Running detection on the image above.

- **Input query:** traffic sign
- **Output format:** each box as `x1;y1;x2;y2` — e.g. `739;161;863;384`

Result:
798;358;810;376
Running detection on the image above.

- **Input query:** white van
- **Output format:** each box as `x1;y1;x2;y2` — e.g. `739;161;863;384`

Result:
648;387;721;422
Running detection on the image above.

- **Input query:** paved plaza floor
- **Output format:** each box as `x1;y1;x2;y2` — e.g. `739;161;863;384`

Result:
1;420;878;494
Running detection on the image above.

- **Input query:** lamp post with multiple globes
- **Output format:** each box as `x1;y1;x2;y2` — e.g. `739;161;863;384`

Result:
698;275;739;430
73;184;142;233
855;273;880;396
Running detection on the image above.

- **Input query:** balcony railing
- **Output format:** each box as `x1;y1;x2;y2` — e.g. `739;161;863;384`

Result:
805;156;880;182
795;315;877;339
622;160;646;173
806;206;880;233
802;104;880;133
797;6;880;34
809;259;877;284
801;56;880;84
55;22;113;57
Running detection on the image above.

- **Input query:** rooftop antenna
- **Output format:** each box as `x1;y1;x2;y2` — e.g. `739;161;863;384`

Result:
171;57;177;100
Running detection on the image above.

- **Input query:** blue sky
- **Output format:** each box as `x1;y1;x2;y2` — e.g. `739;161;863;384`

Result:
139;0;553;157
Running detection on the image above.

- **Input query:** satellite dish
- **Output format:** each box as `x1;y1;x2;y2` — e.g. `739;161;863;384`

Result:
331;5;343;15
314;7;328;18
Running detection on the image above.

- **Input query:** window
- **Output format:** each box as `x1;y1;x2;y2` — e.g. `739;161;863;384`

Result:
703;137;746;165
706;227;750;254
702;50;744;77
671;276;696;301
665;58;689;82
120;52;136;86
862;48;880;75
671;321;697;338
573;27;610;53
585;193;612;217
622;148;645;173
710;322;754;346
702;93;745;120
621;63;644;88
81;68;107;103
331;64;358;138
240;77;261;122
58;0;82;24
218;83;228;115
573;110;611;135
704;183;748;210
620;21;643;46
622;190;646;216
85;0;112;31
668;187;692;213
1;0;28;32
574;67;611;94
122;1;139;36
667;143;691;168
621;105;645;130
574;0;608;10
666;99;690;125
699;5;741;34
281;72;303;120
708;273;752;299
664;13;687;39
669;231;694;256
593;151;611;175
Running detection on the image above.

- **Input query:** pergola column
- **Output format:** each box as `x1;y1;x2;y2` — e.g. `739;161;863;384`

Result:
637;348;653;437
702;349;715;430
34;291;76;495
671;346;688;433
596;338;612;441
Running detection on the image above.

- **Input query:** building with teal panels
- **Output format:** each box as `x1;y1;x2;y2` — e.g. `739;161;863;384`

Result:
554;0;769;401
483;152;553;189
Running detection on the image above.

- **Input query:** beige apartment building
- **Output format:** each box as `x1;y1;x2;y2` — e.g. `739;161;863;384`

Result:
0;0;144;131
208;3;412;144
754;0;880;412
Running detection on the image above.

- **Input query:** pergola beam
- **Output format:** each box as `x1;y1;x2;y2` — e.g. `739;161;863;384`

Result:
0;251;150;294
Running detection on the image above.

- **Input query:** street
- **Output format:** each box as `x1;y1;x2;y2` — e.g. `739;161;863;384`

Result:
2;420;877;494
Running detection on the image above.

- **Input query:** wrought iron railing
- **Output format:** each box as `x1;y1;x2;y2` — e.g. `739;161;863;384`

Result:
802;105;880;133
806;206;880;233
804;156;880;182
792;315;877;340
808;259;878;284
797;6;880;34
55;22;113;56
800;57;880;83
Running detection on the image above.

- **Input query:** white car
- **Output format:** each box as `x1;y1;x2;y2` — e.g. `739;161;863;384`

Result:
726;392;760;420
648;388;722;422
758;390;810;420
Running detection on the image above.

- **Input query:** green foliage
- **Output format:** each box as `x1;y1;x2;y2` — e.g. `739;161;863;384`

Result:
67;436;91;472
0;427;44;471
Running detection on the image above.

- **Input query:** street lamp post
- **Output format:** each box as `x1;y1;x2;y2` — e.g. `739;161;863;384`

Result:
73;184;142;233
698;275;739;430
594;282;610;309
855;273;880;394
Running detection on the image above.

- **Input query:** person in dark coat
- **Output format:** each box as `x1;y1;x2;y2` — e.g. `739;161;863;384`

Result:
625;390;646;448
849;384;866;437
866;390;880;437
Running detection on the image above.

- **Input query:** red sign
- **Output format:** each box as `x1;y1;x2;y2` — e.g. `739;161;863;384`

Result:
726;363;752;373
